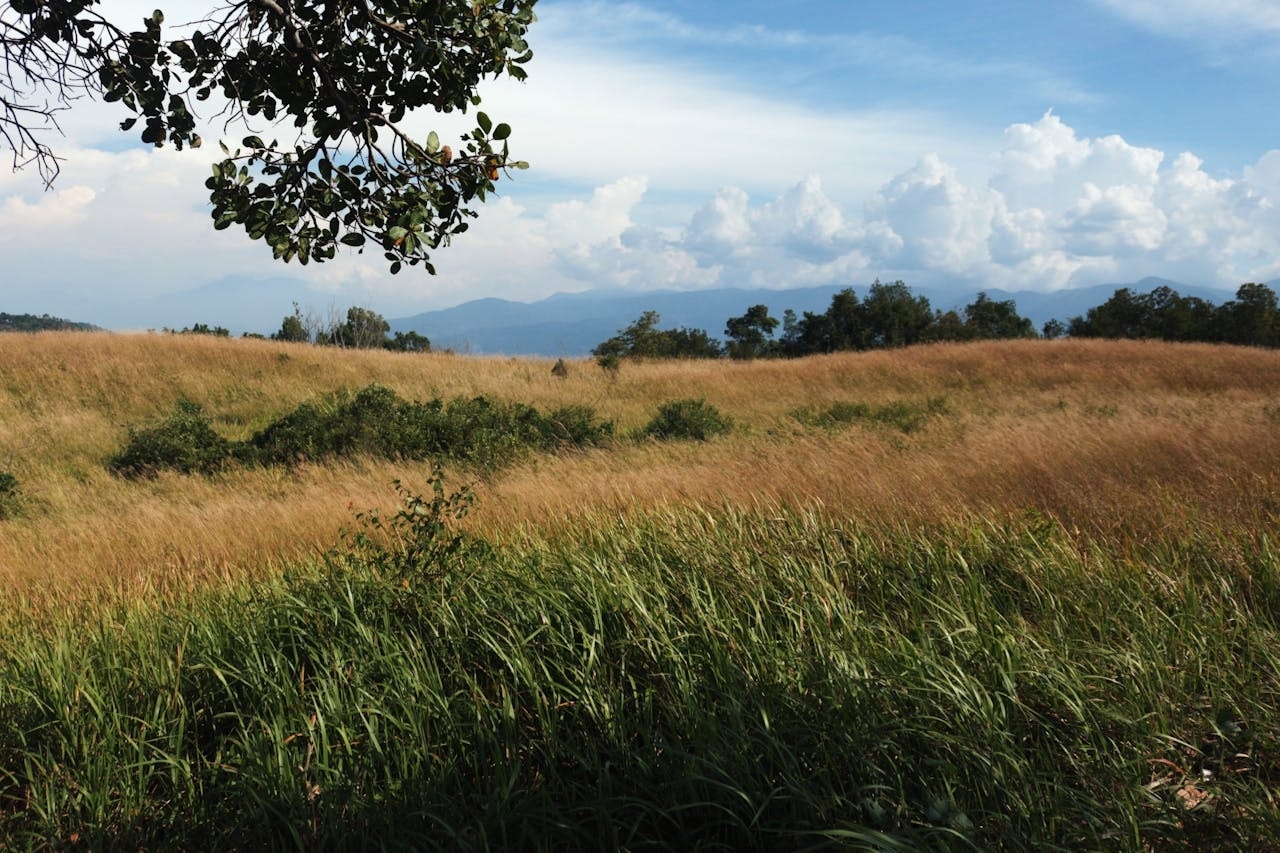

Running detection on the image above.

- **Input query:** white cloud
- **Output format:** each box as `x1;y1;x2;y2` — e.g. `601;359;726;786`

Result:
0;185;96;238
1092;0;1280;40
492;112;1280;298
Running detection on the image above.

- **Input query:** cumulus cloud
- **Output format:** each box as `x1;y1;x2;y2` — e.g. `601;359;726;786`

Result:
519;112;1280;296
5;99;1280;328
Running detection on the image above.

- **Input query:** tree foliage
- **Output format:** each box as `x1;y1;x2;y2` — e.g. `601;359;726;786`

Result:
959;292;1036;340
1;0;537;272
0;312;97;332
1068;283;1278;346
326;306;390;348
724;304;778;359
592;311;722;362
272;306;310;343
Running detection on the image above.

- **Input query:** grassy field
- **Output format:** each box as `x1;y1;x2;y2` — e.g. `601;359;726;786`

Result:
1;331;1278;847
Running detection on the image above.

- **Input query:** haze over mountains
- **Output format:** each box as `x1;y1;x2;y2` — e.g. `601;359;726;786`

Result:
8;277;1245;356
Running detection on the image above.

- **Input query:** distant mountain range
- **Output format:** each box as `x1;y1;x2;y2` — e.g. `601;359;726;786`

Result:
388;278;1241;357
9;275;1251;353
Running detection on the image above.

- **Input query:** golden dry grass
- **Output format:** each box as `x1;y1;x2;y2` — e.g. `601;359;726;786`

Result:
3;331;1279;605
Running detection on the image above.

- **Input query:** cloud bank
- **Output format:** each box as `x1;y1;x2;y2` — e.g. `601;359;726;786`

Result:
517;112;1279;298
3;111;1278;328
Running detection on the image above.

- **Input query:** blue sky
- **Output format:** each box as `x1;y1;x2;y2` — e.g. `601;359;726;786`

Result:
3;0;1280;329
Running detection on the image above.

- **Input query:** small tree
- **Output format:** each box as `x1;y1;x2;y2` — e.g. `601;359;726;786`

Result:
385;330;431;353
860;280;934;348
273;304;311;343
724;304;779;359
592;312;722;360
329;306;391;349
963;292;1035;340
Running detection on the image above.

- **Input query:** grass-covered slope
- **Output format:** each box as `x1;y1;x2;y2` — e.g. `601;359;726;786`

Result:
1;332;1279;847
3;331;1279;602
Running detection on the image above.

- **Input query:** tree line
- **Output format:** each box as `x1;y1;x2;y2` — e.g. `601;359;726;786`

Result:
593;280;1280;363
1066;283;1279;346
270;304;430;353
0;312;99;333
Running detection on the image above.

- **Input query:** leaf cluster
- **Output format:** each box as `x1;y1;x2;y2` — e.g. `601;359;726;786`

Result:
4;1;537;270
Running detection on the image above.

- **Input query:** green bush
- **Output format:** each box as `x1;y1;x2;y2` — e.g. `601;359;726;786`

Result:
0;471;19;519
109;401;233;478
793;396;948;434
543;404;615;446
642;398;732;441
110;386;616;477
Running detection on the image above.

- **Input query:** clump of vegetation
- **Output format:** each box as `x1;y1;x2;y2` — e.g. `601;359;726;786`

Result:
108;401;233;478
110;386;614;479
642;398;732;441
793;396;949;433
0;472;20;519
334;471;480;584
0;312;98;333
166;323;230;337
593;310;722;361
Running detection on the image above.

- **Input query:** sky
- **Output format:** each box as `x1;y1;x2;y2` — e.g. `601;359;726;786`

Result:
4;0;1280;330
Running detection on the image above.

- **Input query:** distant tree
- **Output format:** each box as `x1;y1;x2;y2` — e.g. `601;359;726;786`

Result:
724;304;779;359
860;280;934;348
593;310;661;360
1218;283;1280;346
174;323;230;337
1042;319;1067;340
778;309;801;353
962;292;1035;340
274;317;308;342
926;309;970;343
657;327;723;359
272;304;311;343
0;312;97;332
328;306;390;349
1068;288;1147;339
1067;282;1279;346
384;330;431;353
592;312;722;360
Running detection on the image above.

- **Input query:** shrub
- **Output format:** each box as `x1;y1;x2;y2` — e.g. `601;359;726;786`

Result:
793;397;948;434
0;471;19;519
109;401;233;478
110;387;615;477
542;405;615;446
643;398;732;441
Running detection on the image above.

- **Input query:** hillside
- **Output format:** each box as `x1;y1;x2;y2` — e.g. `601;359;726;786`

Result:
2;330;1278;601
2;332;1279;847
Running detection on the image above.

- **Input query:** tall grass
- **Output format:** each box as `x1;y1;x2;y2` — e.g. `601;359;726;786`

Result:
1;493;1276;848
4;333;1280;602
